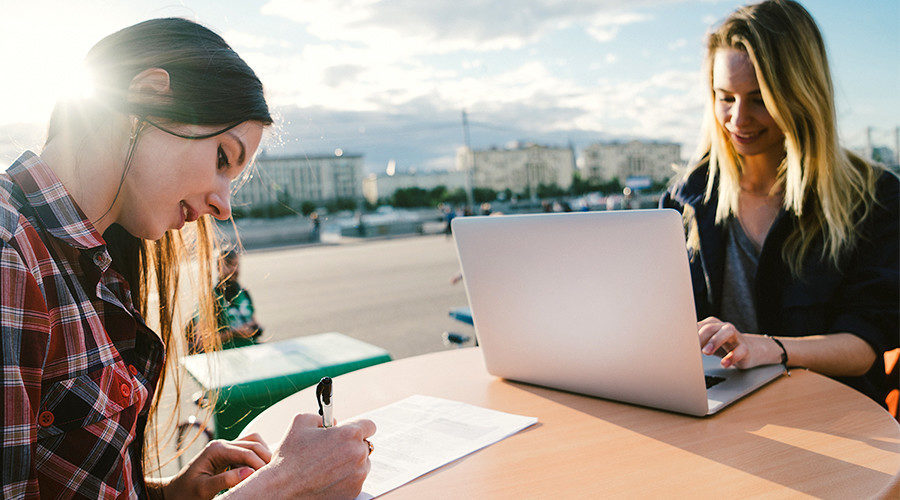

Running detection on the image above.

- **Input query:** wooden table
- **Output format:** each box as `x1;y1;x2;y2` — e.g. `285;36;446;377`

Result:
241;348;900;498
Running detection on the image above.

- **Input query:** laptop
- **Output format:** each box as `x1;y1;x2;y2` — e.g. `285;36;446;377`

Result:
451;209;785;416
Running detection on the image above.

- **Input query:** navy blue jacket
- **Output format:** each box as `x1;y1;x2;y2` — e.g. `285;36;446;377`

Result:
660;164;899;404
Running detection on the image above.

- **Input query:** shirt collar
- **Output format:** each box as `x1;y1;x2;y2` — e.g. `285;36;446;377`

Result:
7;150;106;250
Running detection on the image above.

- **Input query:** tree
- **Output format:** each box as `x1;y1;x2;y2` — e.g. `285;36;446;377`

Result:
247;201;294;218
300;201;317;217
325;197;358;212
569;172;592;196
596;177;623;195
391;187;430;207
536;183;564;198
440;188;468;205
429;185;448;202
473;187;497;204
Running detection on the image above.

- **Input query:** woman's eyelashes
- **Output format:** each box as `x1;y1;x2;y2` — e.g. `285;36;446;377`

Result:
217;145;230;170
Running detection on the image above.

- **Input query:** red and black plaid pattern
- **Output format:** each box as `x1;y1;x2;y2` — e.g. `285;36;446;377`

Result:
1;152;164;499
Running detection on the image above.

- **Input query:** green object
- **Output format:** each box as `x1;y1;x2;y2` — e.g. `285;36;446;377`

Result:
181;332;391;440
216;282;258;351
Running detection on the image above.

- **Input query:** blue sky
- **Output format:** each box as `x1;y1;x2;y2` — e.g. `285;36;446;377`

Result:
1;0;897;173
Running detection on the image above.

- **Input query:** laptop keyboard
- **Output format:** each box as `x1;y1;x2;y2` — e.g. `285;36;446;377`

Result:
705;375;726;389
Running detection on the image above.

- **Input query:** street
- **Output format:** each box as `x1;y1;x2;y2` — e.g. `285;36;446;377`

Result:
240;234;470;359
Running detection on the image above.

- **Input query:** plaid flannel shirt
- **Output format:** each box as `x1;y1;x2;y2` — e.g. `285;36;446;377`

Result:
1;152;164;499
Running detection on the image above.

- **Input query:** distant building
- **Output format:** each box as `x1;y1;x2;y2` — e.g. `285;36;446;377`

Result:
872;146;899;170
364;169;467;204
455;142;575;194
582;140;681;183
232;152;364;208
851;145;900;174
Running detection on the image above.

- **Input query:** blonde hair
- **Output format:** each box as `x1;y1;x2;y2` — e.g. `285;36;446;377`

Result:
690;0;880;274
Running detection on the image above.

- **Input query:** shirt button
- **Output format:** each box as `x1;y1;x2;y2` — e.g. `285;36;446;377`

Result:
38;410;54;427
120;383;132;398
128;365;138;376
93;252;110;267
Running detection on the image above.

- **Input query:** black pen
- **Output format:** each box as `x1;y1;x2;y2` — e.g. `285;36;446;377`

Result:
316;377;334;428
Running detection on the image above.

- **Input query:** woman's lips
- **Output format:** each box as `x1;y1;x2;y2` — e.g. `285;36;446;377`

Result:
178;201;199;229
731;130;764;144
184;203;199;223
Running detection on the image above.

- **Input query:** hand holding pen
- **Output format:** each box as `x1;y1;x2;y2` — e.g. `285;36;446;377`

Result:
316;377;334;428
316;376;374;456
229;414;376;497
227;378;376;497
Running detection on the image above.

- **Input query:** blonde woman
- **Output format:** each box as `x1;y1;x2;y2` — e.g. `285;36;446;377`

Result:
661;0;898;405
0;19;373;499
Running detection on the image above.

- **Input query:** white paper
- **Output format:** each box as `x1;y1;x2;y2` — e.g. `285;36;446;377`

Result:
353;395;538;499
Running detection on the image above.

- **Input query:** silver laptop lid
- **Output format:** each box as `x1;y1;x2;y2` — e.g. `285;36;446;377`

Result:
452;209;710;416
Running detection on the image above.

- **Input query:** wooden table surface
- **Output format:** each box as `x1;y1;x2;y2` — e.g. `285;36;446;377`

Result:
241;348;900;498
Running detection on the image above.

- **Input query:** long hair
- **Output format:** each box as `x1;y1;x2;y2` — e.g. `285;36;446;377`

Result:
689;0;880;274
45;18;272;472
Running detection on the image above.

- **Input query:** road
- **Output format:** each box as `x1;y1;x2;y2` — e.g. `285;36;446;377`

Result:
240;234;470;358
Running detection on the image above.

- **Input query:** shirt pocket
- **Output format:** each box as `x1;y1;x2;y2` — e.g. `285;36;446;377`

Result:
37;361;138;439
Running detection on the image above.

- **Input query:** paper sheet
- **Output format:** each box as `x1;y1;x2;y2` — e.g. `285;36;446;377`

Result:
353;395;538;499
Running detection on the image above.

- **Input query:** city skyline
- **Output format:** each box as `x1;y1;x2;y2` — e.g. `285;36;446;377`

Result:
1;0;897;174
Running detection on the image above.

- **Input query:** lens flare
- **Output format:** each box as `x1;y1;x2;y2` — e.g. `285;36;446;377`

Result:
57;63;96;102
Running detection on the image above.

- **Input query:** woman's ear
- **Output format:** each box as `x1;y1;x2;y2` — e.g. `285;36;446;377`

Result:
129;68;171;103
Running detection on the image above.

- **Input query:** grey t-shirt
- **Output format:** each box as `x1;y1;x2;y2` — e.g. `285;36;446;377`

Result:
720;218;760;333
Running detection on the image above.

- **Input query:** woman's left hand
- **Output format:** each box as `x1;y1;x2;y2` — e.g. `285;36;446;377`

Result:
161;433;272;500
697;317;781;369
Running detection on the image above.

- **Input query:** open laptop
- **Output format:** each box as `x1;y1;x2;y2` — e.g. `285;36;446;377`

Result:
451;209;785;416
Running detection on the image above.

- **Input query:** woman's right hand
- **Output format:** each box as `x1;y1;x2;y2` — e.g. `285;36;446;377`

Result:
697;316;780;369
224;413;376;499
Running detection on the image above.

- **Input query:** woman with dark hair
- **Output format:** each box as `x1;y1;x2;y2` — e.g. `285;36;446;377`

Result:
661;0;898;405
0;18;373;499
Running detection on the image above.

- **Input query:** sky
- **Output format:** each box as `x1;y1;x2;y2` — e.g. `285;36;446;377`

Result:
1;0;898;174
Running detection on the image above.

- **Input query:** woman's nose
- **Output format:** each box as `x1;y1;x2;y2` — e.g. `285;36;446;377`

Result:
730;100;751;128
206;190;232;220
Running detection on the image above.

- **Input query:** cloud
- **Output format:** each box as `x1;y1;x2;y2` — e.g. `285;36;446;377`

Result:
586;12;649;43
322;64;367;88
261;0;663;53
262;66;706;173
